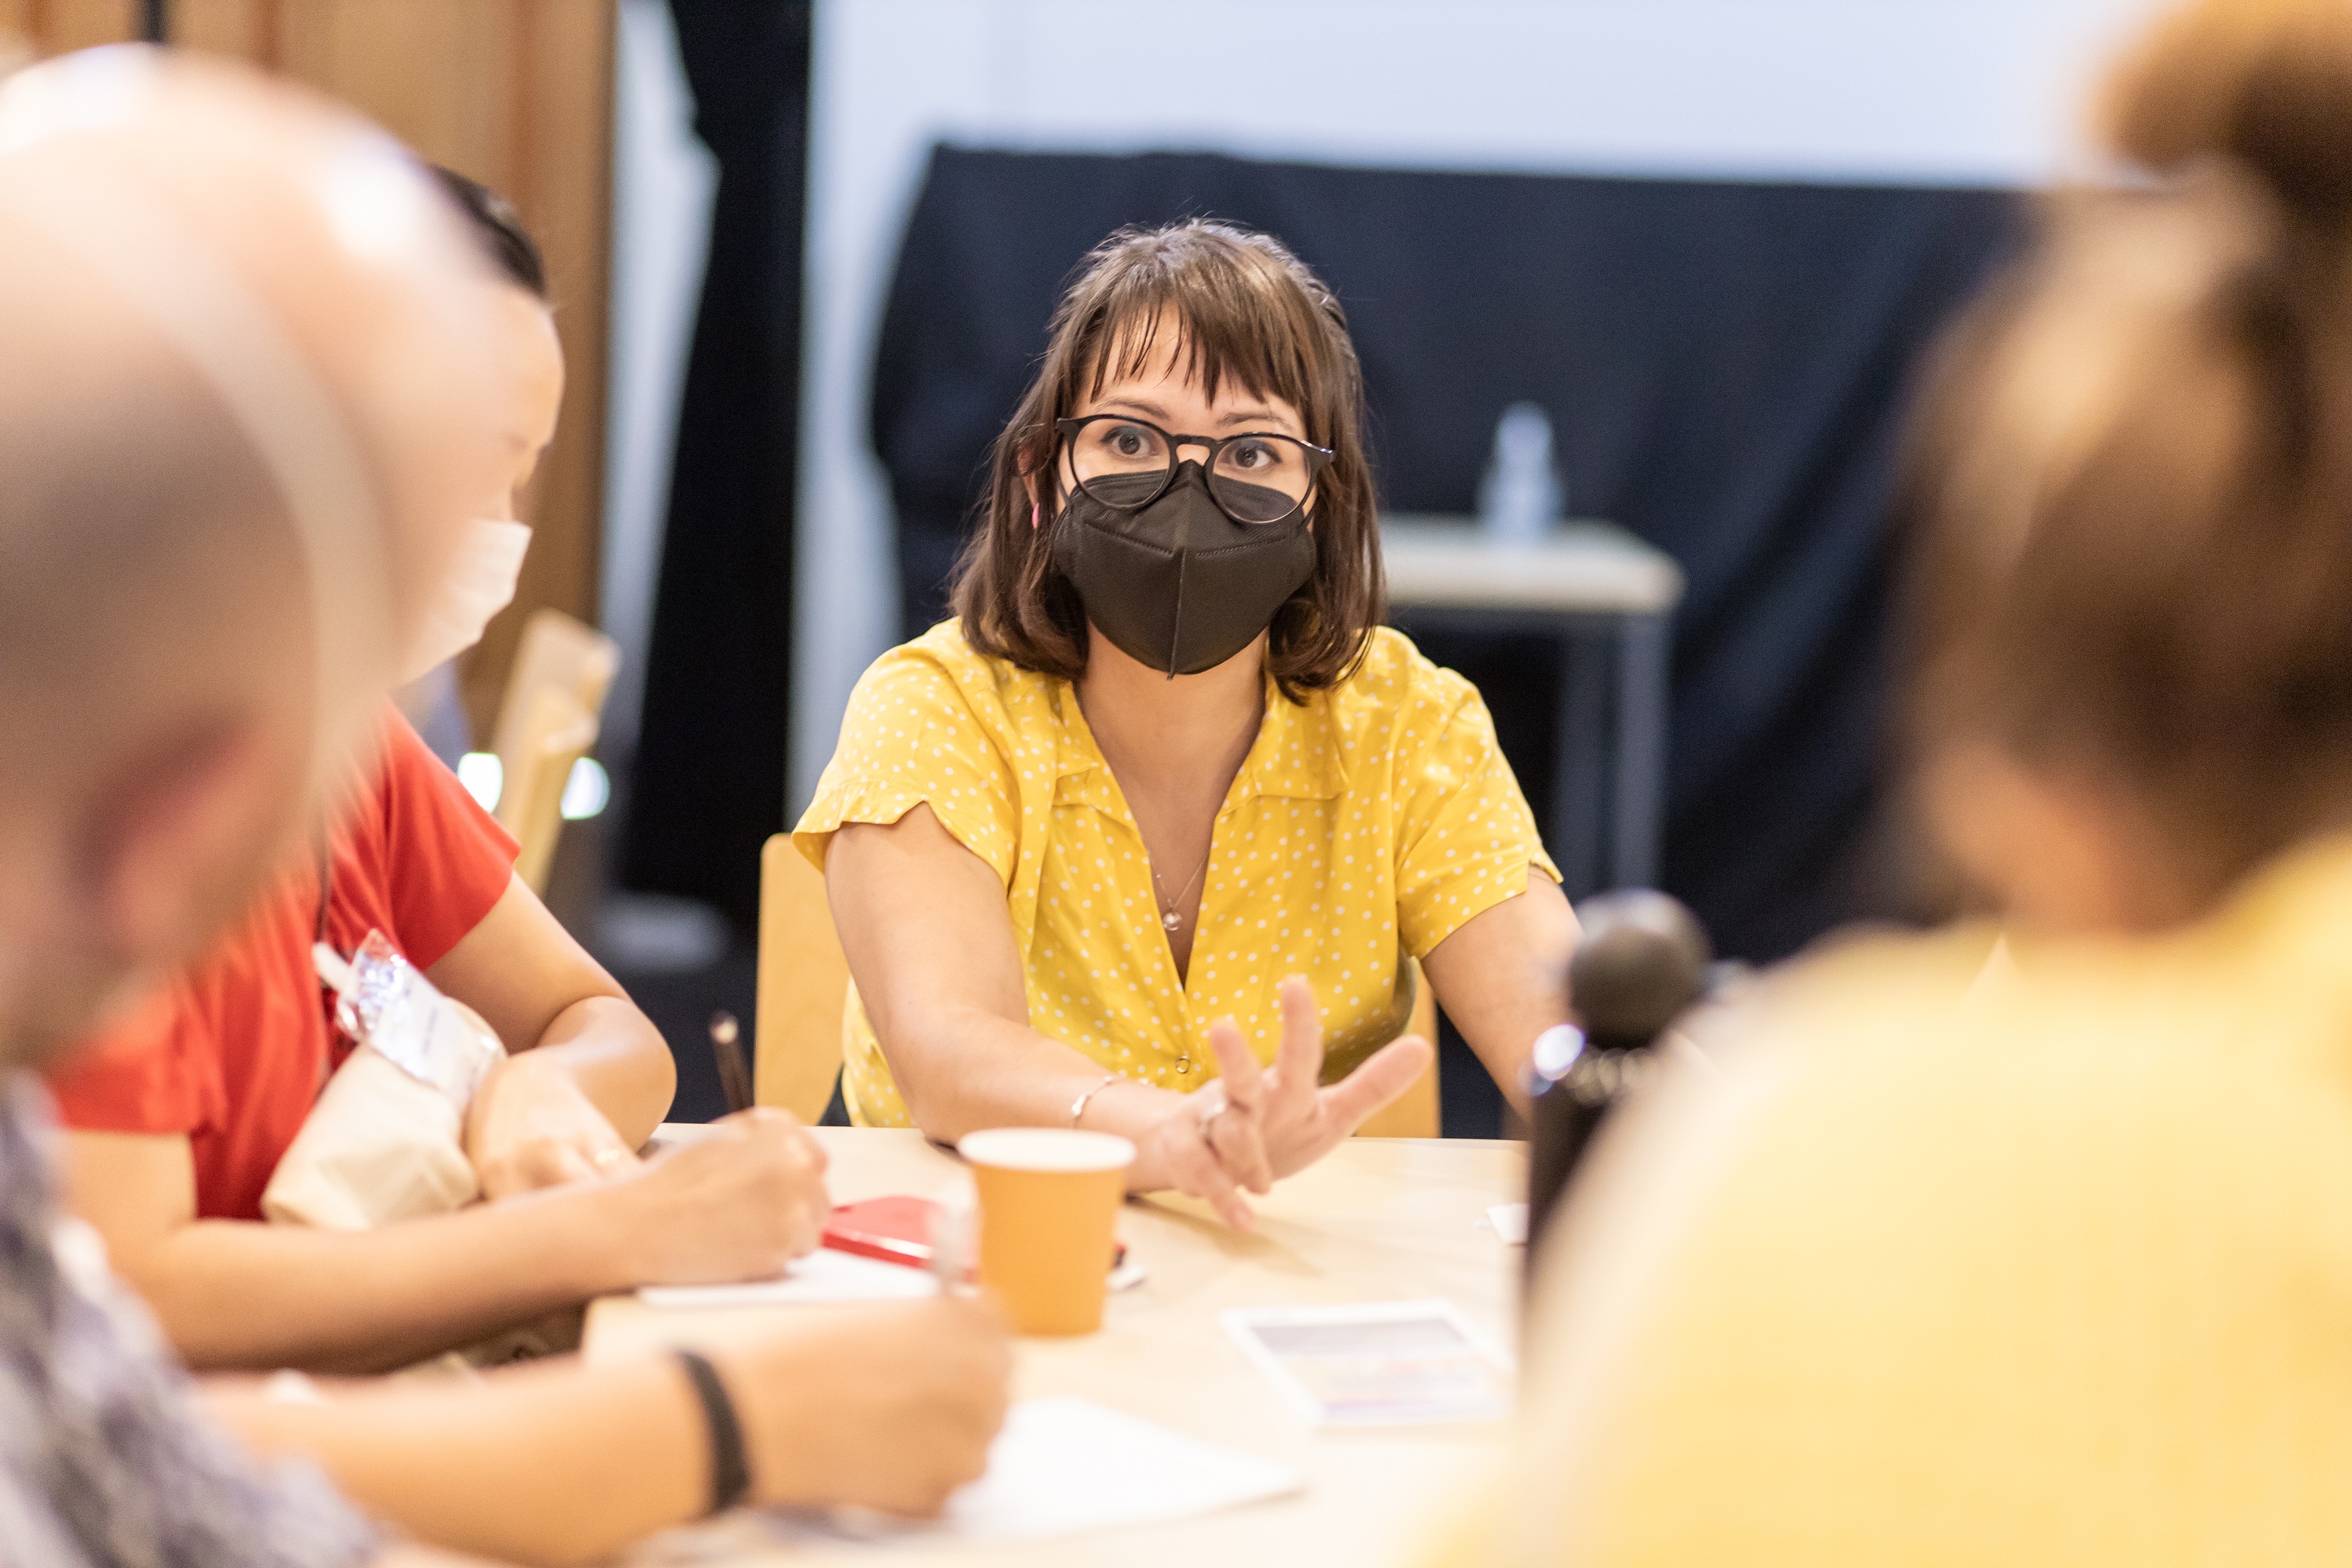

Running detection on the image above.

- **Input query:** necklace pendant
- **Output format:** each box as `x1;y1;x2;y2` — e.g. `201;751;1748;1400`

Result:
1160;908;1181;932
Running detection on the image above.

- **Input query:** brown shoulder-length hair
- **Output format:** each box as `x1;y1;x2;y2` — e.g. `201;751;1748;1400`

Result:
948;220;1384;700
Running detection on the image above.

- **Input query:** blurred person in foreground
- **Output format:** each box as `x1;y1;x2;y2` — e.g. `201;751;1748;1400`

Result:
0;44;492;1568
46;153;810;1381
1447;1;2352;1562
0;46;1003;1568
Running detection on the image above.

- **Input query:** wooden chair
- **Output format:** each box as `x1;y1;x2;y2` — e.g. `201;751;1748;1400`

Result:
490;608;620;893
756;833;852;1121
754;829;1443;1136
495;684;599;893
1354;961;1442;1138
491;607;620;767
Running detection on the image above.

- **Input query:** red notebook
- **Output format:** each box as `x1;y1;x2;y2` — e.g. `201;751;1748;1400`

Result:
821;1196;949;1269
821;1195;1128;1273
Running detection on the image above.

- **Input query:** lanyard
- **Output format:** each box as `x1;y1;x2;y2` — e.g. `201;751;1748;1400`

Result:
314;832;338;1039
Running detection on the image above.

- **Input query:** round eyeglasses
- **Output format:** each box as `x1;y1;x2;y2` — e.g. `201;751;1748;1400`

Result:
1055;415;1334;525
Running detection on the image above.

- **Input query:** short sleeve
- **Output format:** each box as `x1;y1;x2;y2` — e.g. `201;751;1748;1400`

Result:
794;648;1021;884
375;710;519;969
44;981;225;1138
1394;690;1560;957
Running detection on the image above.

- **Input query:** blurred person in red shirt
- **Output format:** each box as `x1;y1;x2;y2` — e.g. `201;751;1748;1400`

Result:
44;165;824;1377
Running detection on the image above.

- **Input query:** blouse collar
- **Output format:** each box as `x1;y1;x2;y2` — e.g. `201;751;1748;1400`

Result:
1049;669;1346;811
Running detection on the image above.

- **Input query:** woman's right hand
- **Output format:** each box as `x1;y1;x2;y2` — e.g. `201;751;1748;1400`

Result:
600;1107;831;1285
1143;975;1433;1229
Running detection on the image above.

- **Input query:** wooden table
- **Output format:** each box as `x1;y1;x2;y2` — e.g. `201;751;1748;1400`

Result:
589;1127;1524;1565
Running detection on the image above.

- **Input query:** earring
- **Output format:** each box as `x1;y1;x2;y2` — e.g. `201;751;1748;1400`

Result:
1031;502;1041;530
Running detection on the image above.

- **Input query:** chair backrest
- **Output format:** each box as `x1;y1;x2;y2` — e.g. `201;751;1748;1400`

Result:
1353;957;1442;1138
492;608;620;771
755;833;851;1122
495;683;599;893
490;608;620;894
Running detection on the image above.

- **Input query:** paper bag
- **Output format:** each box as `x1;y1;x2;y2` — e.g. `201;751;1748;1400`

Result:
262;933;504;1231
261;1043;482;1230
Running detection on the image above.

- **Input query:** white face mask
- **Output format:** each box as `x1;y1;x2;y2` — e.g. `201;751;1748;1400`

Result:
400;516;531;682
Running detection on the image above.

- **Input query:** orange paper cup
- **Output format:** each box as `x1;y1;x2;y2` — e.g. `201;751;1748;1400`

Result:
957;1128;1135;1336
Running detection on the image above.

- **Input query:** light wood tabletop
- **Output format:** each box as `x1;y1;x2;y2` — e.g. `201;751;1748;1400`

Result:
588;1125;1525;1566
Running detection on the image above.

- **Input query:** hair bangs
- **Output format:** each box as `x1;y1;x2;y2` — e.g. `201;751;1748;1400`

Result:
1083;259;1319;436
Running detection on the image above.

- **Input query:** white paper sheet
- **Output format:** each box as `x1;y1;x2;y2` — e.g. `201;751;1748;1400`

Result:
635;1246;939;1308
1487;1202;1530;1245
1223;1299;1514;1426
760;1397;1303;1545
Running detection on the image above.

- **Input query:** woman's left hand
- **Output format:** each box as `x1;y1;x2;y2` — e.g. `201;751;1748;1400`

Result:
464;1049;639;1199
1186;975;1433;1224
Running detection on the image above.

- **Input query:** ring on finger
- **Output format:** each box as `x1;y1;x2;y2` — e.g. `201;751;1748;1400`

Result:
593;1148;626;1170
1198;1102;1228;1143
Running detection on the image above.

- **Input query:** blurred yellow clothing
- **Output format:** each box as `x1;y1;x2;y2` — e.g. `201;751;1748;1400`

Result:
795;620;1557;1125
1461;834;2352;1566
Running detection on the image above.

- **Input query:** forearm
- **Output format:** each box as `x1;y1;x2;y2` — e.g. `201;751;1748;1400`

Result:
427;875;673;1155
1423;873;1580;1114
832;806;1196;1184
1448;1003;1556;1116
125;1185;631;1374
212;1355;705;1567
520;995;674;1150
883;1001;1130;1141
880;1003;1202;1189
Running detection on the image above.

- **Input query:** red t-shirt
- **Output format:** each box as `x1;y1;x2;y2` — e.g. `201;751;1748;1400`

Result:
49;709;519;1220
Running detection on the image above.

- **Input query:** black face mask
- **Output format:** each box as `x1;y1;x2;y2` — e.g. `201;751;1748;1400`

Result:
1050;461;1317;676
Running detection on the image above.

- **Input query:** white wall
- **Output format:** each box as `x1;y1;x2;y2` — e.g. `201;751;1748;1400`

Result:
787;0;2170;808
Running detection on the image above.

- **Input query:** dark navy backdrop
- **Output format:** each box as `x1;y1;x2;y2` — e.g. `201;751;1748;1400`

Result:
873;145;2021;966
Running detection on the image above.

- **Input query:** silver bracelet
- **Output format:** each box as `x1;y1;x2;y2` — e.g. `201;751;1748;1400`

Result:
1069;1072;1122;1128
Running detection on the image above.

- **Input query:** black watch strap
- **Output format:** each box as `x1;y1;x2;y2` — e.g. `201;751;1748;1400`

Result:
675;1349;751;1516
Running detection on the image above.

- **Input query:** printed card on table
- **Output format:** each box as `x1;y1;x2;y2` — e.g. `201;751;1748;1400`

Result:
1222;1298;1514;1427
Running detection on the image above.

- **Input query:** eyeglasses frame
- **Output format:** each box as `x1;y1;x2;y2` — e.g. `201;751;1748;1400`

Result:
1053;414;1335;525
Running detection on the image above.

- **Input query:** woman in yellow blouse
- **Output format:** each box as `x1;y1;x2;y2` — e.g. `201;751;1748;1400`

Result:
800;220;1579;1225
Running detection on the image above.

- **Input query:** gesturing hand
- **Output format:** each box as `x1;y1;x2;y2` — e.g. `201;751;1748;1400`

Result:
1146;975;1433;1229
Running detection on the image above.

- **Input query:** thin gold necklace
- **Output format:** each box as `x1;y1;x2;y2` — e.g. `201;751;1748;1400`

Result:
1150;847;1211;933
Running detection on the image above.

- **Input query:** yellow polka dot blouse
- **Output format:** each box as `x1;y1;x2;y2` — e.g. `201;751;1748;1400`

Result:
794;621;1560;1127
